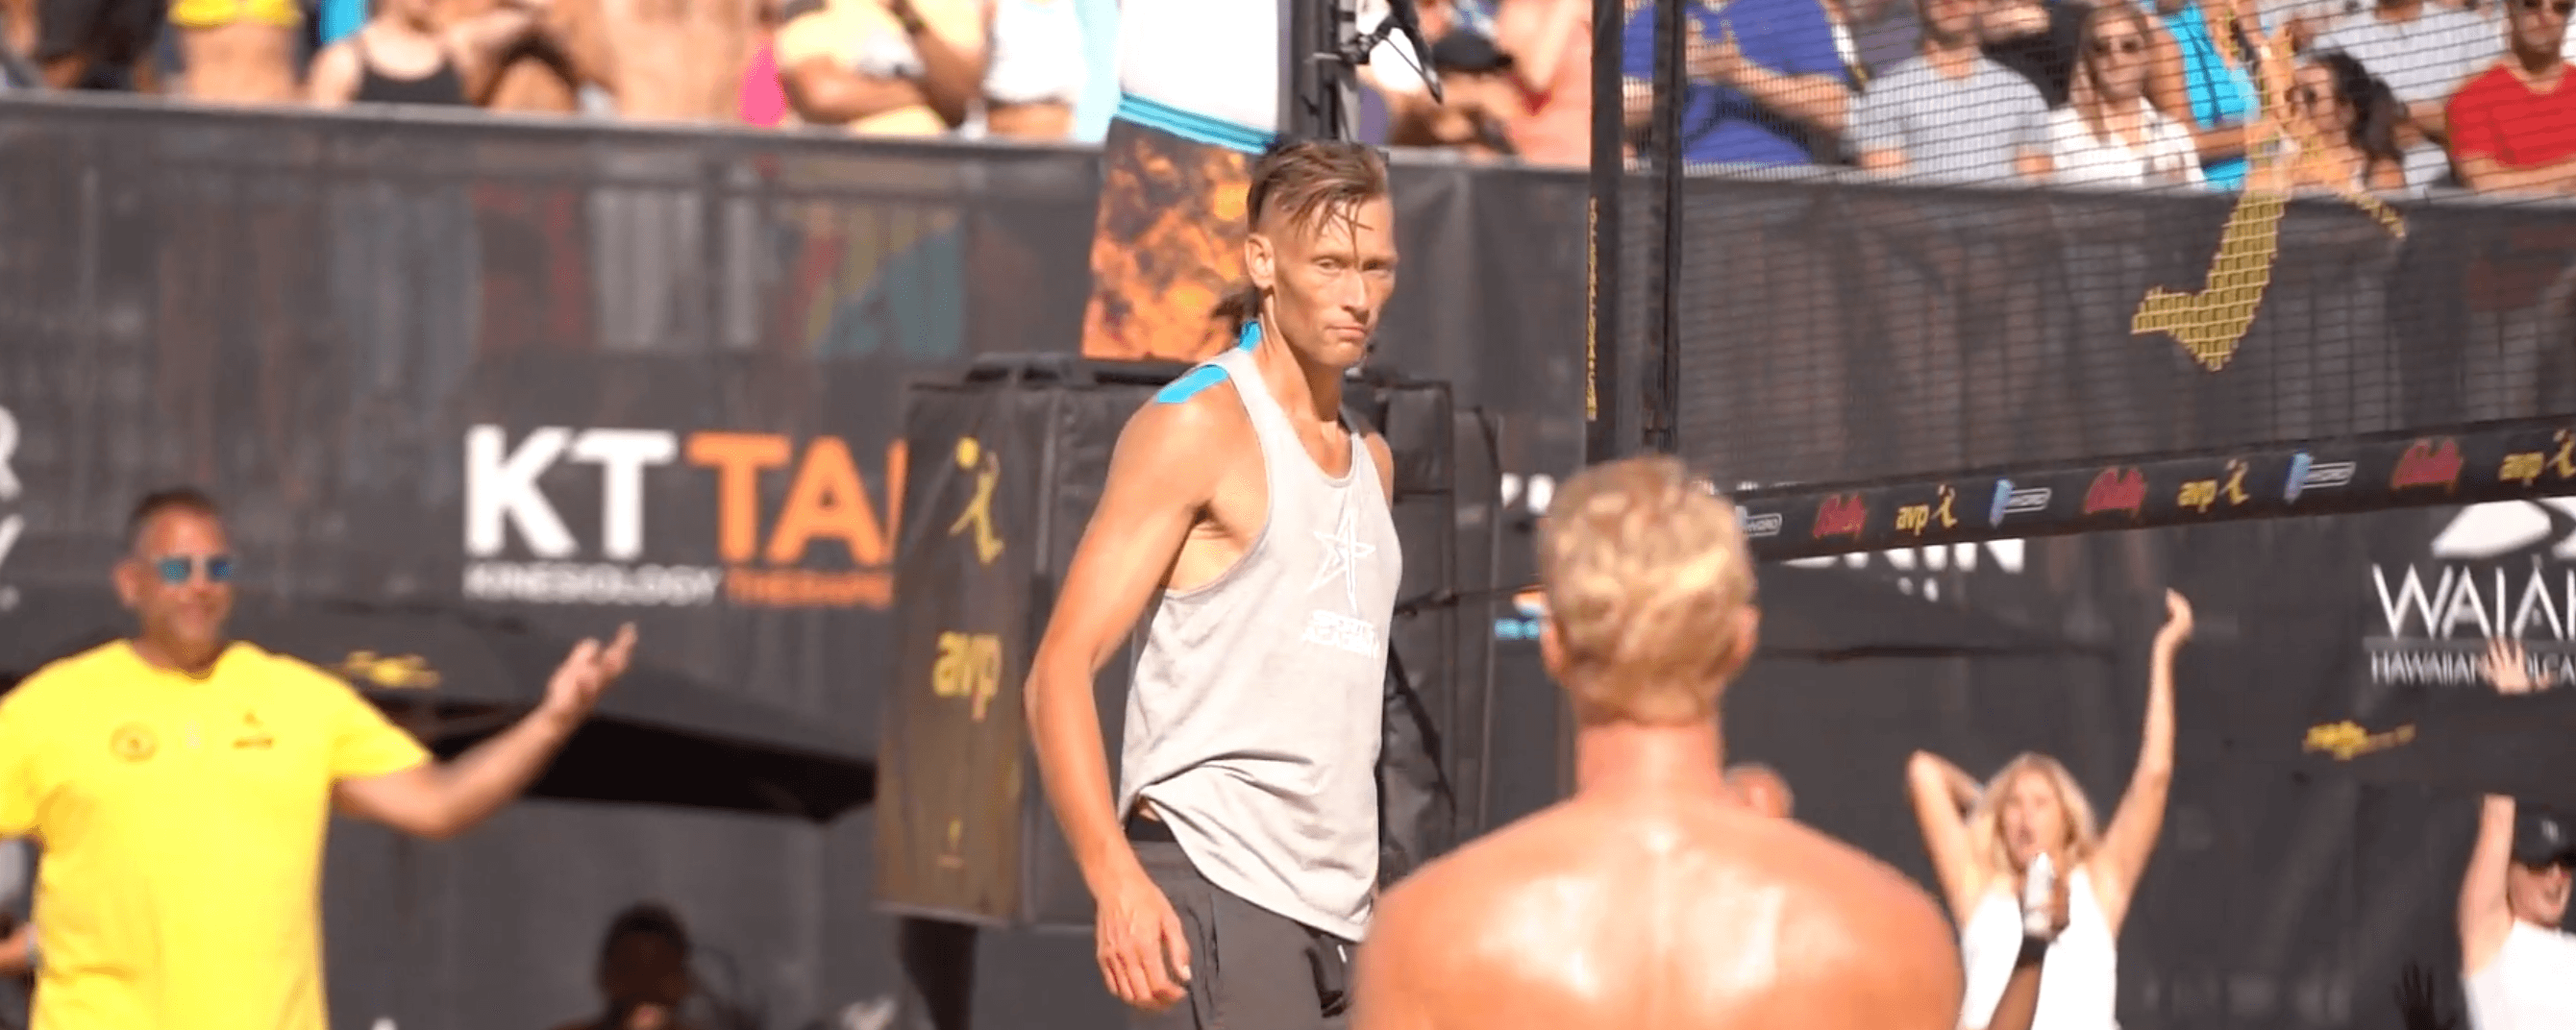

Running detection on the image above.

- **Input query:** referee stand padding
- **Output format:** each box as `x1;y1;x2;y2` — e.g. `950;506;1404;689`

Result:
878;354;1504;935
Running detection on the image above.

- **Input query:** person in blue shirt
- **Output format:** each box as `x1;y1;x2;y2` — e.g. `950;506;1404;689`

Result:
2146;0;2266;188
1621;0;1858;166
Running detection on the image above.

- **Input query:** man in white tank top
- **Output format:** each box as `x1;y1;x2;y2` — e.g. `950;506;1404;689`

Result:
2459;640;2576;1030
1028;138;1405;1030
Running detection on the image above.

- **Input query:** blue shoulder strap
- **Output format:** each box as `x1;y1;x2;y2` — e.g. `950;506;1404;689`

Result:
1152;322;1262;405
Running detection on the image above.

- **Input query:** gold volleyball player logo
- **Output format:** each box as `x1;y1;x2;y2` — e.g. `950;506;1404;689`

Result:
2302;720;2416;761
2130;6;2408;371
948;438;1004;566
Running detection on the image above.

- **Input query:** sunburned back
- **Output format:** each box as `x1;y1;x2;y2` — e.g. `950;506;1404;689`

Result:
1357;797;1963;1030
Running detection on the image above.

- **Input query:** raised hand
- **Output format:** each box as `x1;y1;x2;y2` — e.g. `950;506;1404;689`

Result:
543;622;638;721
2392;962;2458;1030
2482;637;2552;695
2156;589;2195;649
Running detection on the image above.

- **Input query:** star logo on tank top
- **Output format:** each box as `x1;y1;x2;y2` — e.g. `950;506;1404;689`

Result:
1308;504;1378;615
1300;504;1383;658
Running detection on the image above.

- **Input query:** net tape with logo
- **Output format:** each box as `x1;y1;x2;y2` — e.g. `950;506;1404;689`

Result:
1727;417;2576;562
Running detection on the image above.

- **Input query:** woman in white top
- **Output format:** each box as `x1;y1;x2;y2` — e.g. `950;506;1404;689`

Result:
2458;639;2576;1030
1908;591;2193;1030
2047;4;2205;186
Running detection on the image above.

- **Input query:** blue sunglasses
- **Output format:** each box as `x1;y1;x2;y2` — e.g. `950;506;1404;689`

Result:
150;554;235;585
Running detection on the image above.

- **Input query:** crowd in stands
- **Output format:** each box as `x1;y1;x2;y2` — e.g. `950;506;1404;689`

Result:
0;0;2569;192
1619;0;2576;195
0;0;1095;136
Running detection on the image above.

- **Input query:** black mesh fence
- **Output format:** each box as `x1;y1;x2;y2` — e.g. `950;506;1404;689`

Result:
1598;0;2576;503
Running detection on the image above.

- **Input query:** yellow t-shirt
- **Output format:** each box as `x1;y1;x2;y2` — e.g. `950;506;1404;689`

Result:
775;0;985;136
0;641;432;1030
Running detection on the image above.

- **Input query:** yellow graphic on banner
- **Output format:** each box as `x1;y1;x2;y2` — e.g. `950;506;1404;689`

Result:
2130;3;2406;371
932;631;1003;722
1896;485;1958;537
2302;720;2416;761
2178;460;2252;513
948;437;1004;565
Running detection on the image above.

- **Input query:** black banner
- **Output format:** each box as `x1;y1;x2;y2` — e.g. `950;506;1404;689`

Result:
879;371;1050;925
1648;176;2576;493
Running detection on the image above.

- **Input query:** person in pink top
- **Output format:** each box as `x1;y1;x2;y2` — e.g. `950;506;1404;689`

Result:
739;0;789;127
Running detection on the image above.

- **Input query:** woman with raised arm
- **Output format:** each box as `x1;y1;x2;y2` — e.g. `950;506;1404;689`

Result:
2457;638;2576;1030
1908;589;2193;1030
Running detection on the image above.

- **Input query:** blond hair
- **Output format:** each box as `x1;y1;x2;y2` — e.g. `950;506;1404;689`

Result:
1537;456;1758;724
1965;753;2104;876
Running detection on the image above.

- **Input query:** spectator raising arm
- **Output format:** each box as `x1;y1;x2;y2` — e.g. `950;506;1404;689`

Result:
2462;792;2523;975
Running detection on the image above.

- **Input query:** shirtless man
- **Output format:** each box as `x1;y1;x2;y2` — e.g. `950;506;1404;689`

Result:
1026;138;1404;1029
1350;456;1963;1030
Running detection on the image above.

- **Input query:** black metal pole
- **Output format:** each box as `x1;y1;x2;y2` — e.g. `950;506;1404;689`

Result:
1585;0;1624;465
1651;0;1687;455
1283;0;1359;141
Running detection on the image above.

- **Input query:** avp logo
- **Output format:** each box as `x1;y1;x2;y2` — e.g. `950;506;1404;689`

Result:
0;405;21;613
463;426;905;609
2365;500;2576;687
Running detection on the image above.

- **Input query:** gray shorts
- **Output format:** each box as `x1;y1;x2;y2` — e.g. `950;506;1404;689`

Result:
1130;836;1353;1030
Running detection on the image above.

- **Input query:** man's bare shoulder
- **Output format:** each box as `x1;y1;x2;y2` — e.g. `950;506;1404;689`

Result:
1104;369;1258;488
1369;797;1961;1030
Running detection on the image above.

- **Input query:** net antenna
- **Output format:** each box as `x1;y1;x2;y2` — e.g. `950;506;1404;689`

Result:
1285;0;1444;142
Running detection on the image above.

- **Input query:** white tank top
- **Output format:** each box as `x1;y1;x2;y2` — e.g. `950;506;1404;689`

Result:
2465;920;2576;1030
1115;334;1403;943
1958;867;2121;1030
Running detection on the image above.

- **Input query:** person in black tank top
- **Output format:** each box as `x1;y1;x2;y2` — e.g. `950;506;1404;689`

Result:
352;34;469;104
304;0;552;107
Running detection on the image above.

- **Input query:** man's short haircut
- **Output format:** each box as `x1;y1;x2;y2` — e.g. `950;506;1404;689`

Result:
125;487;222;552
600;902;692;965
1537;456;1757;724
1213;137;1395;331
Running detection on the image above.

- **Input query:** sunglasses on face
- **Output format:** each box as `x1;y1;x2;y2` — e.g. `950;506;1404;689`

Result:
150;554;235;585
2518;0;2574;16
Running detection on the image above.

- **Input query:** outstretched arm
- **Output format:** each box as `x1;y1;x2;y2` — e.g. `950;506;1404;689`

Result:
334;625;635;839
1909;749;1990;917
2461;794;2519;976
2091;590;2192;935
2462;638;2548;974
